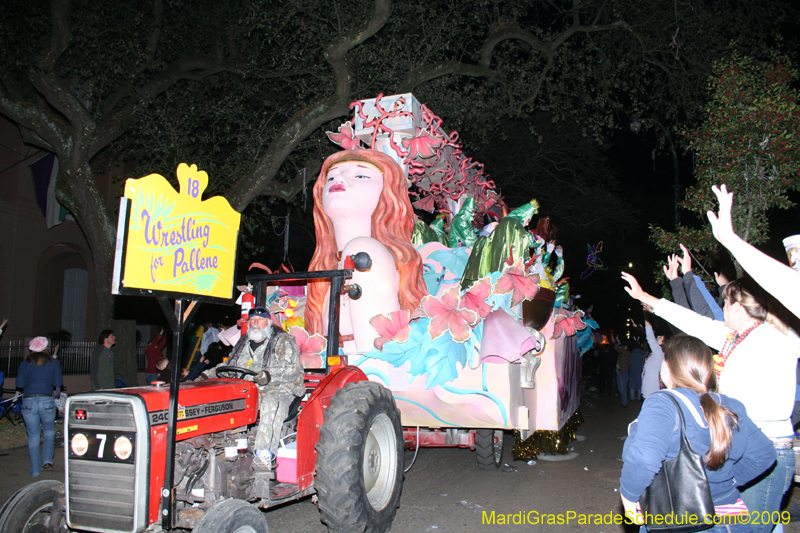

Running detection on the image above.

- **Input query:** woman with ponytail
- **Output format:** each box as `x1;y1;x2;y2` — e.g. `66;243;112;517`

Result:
16;336;63;477
623;272;798;533
620;335;777;532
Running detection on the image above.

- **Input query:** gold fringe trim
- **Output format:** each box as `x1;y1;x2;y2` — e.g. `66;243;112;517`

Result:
512;409;584;461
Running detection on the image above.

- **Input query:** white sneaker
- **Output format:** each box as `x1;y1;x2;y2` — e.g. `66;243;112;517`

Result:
253;449;275;469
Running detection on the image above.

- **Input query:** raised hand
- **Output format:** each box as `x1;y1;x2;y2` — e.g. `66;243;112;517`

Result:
663;254;680;281
707;184;737;246
622;272;660;309
622;272;645;300
680;244;692;275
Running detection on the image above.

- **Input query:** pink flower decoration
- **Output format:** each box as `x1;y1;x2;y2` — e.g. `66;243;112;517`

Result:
288;326;327;368
494;260;540;307
462;276;494;319
370;310;412;350
552;309;588;340
326;121;361;151
403;130;442;160
419;286;479;343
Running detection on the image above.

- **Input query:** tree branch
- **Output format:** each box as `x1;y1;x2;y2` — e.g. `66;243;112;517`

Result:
90;55;245;158
100;0;165;116
136;0;164;76
399;12;628;106
0;86;63;153
398;61;495;93
37;0;73;71
225;0;392;210
260;160;323;202
28;69;93;146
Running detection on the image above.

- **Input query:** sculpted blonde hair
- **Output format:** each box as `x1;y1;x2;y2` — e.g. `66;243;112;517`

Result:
306;149;427;336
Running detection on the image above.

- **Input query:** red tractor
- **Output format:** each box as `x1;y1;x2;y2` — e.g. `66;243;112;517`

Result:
0;269;405;533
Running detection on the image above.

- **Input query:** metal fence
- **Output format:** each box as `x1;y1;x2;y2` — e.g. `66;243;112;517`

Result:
0;341;146;378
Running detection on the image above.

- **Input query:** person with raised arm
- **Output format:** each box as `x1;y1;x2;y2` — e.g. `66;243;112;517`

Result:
622;270;798;533
634;315;667;399
708;184;800;319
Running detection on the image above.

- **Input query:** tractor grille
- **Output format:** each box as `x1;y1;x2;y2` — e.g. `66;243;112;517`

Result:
68;460;136;531
66;396;147;533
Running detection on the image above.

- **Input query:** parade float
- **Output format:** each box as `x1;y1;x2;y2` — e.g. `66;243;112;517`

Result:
0;93;598;533
250;93;597;462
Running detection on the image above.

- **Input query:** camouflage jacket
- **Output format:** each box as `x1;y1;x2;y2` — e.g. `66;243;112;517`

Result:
205;326;304;398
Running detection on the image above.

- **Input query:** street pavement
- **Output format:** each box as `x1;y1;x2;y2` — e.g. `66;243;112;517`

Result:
3;389;799;532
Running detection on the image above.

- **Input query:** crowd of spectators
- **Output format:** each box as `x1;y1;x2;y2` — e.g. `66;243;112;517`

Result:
619;185;800;532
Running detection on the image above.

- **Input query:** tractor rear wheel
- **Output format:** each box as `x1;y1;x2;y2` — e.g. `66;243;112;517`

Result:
193;499;269;533
316;381;403;533
475;429;504;469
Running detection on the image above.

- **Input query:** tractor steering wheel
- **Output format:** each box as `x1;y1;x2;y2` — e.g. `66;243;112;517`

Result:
213;366;258;379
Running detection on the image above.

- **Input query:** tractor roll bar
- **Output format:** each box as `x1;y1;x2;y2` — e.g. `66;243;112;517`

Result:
245;269;353;364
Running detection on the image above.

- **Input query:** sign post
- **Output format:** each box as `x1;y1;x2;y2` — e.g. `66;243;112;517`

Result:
112;163;241;529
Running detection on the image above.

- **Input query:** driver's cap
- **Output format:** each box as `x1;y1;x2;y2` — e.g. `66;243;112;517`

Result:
248;306;271;319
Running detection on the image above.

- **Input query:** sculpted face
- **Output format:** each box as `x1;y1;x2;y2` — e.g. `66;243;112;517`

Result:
322;160;384;220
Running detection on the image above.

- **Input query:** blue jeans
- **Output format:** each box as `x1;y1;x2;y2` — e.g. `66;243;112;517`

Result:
617;370;629;406
740;448;795;533
21;395;57;477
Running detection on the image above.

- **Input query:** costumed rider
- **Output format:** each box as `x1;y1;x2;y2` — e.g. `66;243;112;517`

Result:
198;306;304;466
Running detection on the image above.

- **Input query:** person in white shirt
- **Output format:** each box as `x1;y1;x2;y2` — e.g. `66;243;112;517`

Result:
622;271;797;533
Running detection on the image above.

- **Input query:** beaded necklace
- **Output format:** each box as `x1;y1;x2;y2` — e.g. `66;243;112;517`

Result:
713;320;763;381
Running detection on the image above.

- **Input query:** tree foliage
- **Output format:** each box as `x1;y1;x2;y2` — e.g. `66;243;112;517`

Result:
651;52;800;266
0;0;794;383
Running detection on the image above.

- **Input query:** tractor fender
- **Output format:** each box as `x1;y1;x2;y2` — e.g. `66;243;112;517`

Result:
296;366;367;490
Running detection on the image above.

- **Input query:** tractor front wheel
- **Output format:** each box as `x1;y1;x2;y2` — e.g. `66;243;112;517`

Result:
193;499;269;533
315;381;403;533
0;480;65;533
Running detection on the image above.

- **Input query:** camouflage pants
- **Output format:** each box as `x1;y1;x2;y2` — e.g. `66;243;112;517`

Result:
254;392;295;453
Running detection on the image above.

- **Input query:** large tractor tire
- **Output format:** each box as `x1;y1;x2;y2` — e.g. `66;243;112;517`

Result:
475;429;504;469
316;381;403;533
0;480;64;533
193;499;269;533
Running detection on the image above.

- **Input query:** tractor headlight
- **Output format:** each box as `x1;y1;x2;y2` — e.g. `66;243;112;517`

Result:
114;436;133;460
71;433;89;456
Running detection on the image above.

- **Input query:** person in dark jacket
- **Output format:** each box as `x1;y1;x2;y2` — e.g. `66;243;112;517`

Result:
628;341;647;401
145;328;167;384
184;342;225;382
16;336;63;477
620;335;776;532
90;329;116;390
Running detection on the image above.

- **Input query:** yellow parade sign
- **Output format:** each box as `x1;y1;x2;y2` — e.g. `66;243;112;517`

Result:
112;163;241;301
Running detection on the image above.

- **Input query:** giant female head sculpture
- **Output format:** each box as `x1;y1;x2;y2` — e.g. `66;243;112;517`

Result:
306;149;427;336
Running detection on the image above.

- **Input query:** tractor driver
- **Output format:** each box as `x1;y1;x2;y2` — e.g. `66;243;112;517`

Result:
198;307;304;466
